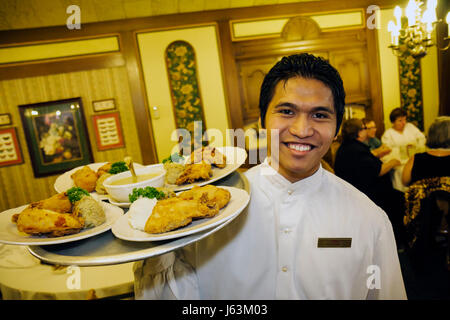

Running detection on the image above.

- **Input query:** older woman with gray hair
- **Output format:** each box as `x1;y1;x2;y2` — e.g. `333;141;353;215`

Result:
402;116;450;186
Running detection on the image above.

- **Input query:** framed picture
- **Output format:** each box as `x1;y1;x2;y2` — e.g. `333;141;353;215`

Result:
19;98;93;177
92;112;125;151
92;98;116;112
0;113;12;126
0;127;23;167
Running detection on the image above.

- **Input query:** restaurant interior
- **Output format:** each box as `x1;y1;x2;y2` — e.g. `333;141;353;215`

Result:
0;0;449;300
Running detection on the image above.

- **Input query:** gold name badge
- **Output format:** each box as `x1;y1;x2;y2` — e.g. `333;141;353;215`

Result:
317;238;352;248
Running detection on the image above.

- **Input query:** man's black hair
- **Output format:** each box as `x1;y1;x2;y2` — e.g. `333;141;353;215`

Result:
258;53;346;135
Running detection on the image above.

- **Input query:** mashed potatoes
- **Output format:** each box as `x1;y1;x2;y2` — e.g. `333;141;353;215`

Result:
128;197;157;231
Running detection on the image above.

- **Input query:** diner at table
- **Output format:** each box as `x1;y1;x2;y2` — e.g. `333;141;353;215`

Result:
381;108;426;192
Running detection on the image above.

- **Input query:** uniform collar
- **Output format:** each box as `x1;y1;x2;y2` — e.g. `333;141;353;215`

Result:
258;157;323;196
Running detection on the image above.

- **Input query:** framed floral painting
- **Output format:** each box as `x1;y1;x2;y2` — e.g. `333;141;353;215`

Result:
19;98;93;177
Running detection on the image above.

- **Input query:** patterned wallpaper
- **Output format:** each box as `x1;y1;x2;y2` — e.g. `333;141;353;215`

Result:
166;40;206;150
0;66;142;211
397;44;424;131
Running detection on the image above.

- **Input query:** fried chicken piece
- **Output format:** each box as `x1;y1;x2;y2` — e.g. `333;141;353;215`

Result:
15;207;84;237
175;162;212;185
144;194;218;233
28;192;72;213
190;146;227;168
71;166;98;192
96;162;112;177
178;185;231;210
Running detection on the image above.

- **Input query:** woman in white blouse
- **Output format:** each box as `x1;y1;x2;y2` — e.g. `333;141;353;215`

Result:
381;108;426;160
381;108;426;192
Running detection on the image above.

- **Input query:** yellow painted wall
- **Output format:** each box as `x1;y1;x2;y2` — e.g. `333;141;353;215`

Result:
0;67;142;212
137;25;230;161
378;8;439;134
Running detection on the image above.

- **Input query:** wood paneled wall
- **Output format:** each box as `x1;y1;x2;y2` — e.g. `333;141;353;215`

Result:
0;67;142;211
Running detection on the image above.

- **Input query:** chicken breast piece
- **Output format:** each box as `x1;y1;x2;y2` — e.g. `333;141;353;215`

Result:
28;192;72;213
190;146;227;168
71;166;98;192
144;195;218;234
96;162;112;177
16;207;84;237
178;185;231;210
175;162;212;185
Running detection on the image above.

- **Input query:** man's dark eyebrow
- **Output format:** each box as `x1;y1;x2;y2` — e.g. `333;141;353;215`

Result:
273;102;297;109
274;103;335;114
312;106;335;114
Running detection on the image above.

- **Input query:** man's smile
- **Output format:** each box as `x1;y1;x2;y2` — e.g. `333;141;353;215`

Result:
284;142;315;153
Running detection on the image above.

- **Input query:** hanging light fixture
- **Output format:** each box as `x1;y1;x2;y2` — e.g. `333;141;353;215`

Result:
387;0;449;58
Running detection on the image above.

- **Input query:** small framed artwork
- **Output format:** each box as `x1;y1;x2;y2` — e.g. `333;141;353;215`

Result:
0;113;12;126
92;112;125;151
0;127;23;167
92;98;116;112
19;98;93;177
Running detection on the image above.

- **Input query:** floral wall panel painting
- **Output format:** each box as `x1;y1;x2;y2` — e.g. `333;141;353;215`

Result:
397;41;424;131
165;40;207;151
19;98;93;177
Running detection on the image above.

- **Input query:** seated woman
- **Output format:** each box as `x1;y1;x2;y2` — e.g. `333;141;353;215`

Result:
402;116;450;185
335;119;405;247
381;108;426;191
382;108;426;160
362;118;391;158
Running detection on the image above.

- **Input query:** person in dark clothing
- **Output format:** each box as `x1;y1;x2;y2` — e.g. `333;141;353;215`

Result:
335;119;406;247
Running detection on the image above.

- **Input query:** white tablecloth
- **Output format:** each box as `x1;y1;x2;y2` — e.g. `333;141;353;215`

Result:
0;244;134;300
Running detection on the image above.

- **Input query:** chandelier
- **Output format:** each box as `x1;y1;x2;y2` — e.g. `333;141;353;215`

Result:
387;0;449;58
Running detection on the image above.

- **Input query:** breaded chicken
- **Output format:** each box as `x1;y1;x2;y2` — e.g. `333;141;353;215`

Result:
144;194;218;233
144;197;194;233
190;146;227;168
15;207;84;237
178;185;231;210
28;192;72;213
96;162;112;177
71;166;98;192
175;162;212;185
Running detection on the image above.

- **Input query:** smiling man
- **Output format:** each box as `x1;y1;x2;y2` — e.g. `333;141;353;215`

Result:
134;54;407;300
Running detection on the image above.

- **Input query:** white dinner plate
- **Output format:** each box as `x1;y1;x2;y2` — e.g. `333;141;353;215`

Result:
107;196;131;209
0;201;123;246
111;186;250;241
53;162;144;199
167;146;247;192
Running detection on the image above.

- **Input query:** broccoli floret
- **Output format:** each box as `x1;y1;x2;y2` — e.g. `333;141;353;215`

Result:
162;153;185;164
67;187;90;203
108;161;129;174
128;187;166;203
